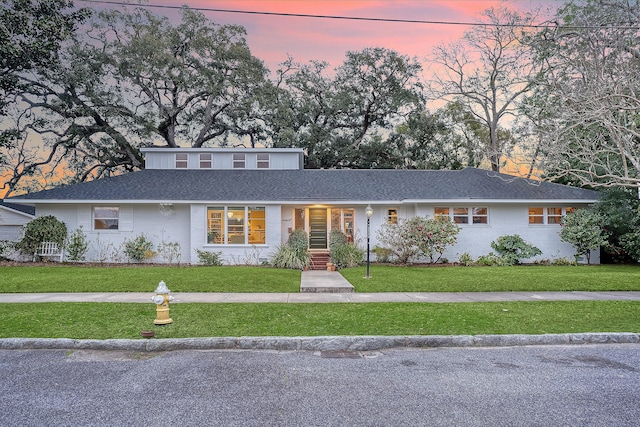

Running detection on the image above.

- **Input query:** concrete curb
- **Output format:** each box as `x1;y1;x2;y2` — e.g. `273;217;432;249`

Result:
1;333;638;352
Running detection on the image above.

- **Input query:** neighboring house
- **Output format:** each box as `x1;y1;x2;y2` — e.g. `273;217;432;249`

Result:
0;201;35;241
6;148;600;265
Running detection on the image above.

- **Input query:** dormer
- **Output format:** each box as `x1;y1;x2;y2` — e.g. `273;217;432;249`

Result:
142;148;304;170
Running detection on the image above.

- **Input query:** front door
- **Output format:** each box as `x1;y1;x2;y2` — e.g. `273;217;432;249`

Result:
308;208;328;249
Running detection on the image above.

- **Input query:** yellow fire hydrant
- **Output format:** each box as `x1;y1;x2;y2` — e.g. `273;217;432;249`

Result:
152;280;174;325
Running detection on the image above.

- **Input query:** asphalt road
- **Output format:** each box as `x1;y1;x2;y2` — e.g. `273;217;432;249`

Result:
1;344;638;426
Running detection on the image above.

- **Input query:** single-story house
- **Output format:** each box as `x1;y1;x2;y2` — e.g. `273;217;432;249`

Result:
5;148;600;265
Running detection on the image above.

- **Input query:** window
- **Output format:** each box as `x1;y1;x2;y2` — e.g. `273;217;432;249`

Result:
257;153;269;169
387;208;398;224
175;153;188;168
330;208;355;241
528;207;544;224
453;208;469;224
547;207;563;224
248;207;266;244
435;207;488;225
227;207;245;244
472;207;488;224
434;207;449;219
207;207;225;244
207;206;266;245
528;207;575;224
294;208;305;230
94;207;119;230
233;153;245;169
199;153;212;169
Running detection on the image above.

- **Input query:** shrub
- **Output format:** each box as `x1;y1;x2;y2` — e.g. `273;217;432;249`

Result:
287;229;309;253
16;215;67;259
270;230;310;270
158;241;181;265
476;253;509;266
458;252;474;266
490;234;542;265
372;245;393;263
552;257;577;266
270;243;310;270
0;240;16;261
376;219;420;263
330;230;364;269
559;209;607;264
123;234;156;263
66;227;89;262
195;249;223;266
407;216;460;263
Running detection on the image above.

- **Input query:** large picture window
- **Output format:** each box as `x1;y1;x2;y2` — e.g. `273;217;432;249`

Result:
207;206;266;245
94;207;119;230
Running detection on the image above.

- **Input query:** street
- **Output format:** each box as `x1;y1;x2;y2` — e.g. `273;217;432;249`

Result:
0;344;638;426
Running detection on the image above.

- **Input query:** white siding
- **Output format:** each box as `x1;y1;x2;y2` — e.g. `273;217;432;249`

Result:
366;203;598;264
143;148;303;170
0;207;33;241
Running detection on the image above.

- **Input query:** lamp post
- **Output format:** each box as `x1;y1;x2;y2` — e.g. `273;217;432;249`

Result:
365;204;373;279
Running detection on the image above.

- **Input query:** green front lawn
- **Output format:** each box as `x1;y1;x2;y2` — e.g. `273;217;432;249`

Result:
0;265;300;293
1;264;640;293
2;301;638;339
341;265;640;292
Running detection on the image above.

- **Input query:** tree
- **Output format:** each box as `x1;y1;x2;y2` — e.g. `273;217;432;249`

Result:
528;0;640;189
2;6;272;196
0;0;89;196
277;48;427;169
428;6;540;172
593;187;640;263
559;209;607;264
0;0;89;114
406;216;460;263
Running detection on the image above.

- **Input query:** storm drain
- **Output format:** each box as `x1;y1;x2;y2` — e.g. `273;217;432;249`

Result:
320;350;363;359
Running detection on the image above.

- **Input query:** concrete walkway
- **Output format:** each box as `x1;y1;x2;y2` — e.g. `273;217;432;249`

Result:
2;270;640;303
2;291;640;303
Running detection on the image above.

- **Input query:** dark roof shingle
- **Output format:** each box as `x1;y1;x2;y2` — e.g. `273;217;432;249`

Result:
7;167;598;203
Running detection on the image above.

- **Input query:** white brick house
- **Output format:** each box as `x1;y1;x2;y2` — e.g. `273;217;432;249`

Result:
6;148;600;265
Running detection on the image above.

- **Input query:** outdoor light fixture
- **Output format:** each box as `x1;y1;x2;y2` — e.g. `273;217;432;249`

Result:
365;204;373;279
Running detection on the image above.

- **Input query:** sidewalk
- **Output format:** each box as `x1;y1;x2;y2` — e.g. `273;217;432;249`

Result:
2;291;640;303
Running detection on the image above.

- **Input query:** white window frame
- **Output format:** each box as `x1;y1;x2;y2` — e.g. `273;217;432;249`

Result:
175;153;188;168
233;153;246;169
199;153;212;169
93;207;119;230
528;207;575;225
257;153;269;169
206;206;266;245
434;207;488;225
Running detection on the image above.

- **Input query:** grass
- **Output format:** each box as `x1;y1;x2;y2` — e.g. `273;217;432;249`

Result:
2;264;640;293
1;301;638;339
341;264;640;292
0;265;300;293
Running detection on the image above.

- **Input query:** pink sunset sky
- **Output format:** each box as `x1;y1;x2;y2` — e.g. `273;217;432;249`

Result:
81;0;555;72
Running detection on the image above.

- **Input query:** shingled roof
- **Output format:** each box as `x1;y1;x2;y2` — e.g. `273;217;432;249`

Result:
7;167;598;203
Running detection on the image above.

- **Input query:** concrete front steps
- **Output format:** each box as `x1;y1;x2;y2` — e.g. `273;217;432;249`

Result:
300;270;354;293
